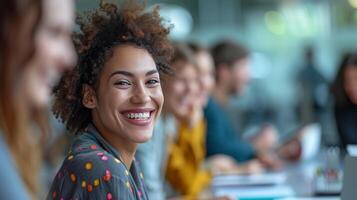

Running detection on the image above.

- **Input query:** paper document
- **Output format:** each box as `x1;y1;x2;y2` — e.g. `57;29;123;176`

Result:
212;172;287;187
213;185;295;200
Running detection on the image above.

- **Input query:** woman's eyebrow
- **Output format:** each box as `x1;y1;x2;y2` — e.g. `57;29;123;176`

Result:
109;69;158;79
109;70;133;78
146;69;158;76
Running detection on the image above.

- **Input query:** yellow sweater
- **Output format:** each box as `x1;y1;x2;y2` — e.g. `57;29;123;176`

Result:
165;119;212;199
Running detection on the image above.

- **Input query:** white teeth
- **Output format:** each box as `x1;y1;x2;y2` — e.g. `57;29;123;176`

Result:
125;112;150;120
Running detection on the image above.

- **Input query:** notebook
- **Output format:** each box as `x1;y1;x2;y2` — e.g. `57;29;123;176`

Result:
211;172;294;200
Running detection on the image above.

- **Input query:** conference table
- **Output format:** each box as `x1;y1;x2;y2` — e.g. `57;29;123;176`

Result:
211;149;343;200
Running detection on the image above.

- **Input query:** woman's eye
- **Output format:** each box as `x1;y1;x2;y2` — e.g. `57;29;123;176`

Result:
146;79;160;86
114;80;131;86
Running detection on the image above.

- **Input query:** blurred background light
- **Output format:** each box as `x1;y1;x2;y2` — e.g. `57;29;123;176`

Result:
348;0;357;8
157;4;193;40
264;11;287;36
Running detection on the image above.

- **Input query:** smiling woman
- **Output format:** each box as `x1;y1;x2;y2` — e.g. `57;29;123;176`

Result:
86;45;163;149
47;1;172;199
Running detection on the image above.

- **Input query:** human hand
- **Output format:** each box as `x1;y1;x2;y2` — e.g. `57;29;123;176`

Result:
206;154;238;174
251;124;278;153
238;159;264;174
207;155;264;175
256;151;283;170
278;138;302;161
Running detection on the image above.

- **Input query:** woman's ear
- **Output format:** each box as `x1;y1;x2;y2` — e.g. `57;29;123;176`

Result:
82;84;97;109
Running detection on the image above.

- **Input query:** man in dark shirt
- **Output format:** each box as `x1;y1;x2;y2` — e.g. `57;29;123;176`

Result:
205;40;281;169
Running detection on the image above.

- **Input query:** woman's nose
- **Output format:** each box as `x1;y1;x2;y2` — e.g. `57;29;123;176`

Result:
131;83;150;104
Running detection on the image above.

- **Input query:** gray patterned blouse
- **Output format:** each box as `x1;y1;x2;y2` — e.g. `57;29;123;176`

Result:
47;124;149;200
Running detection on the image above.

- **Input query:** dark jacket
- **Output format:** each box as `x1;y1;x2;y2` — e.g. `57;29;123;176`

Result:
334;104;357;148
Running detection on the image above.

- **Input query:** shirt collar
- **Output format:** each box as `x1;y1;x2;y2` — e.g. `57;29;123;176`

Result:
84;123;122;160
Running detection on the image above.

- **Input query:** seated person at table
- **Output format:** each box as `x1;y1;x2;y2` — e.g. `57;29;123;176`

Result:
47;1;173;199
188;42;264;174
163;43;212;199
206;40;284;169
331;53;357;149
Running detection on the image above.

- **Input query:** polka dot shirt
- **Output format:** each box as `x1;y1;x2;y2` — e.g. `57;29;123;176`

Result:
47;124;148;200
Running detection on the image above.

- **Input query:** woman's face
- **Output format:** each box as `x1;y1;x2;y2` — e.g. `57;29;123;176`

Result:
195;51;215;106
344;66;357;104
90;45;163;144
23;0;76;107
162;60;199;119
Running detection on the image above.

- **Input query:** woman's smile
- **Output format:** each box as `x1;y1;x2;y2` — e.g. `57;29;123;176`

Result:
120;108;156;127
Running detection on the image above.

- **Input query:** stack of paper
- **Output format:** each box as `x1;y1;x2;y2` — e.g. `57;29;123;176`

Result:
212;172;295;200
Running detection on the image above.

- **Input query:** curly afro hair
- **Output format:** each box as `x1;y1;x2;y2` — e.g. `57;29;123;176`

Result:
53;0;173;134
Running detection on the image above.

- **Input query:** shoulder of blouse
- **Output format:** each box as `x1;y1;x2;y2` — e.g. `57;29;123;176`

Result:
64;133;129;181
48;135;135;199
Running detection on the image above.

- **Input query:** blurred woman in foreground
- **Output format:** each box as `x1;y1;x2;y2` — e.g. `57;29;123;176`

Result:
0;0;76;198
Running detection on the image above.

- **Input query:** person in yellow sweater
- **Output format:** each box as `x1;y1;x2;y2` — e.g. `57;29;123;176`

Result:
165;118;211;199
162;43;236;200
161;42;212;199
